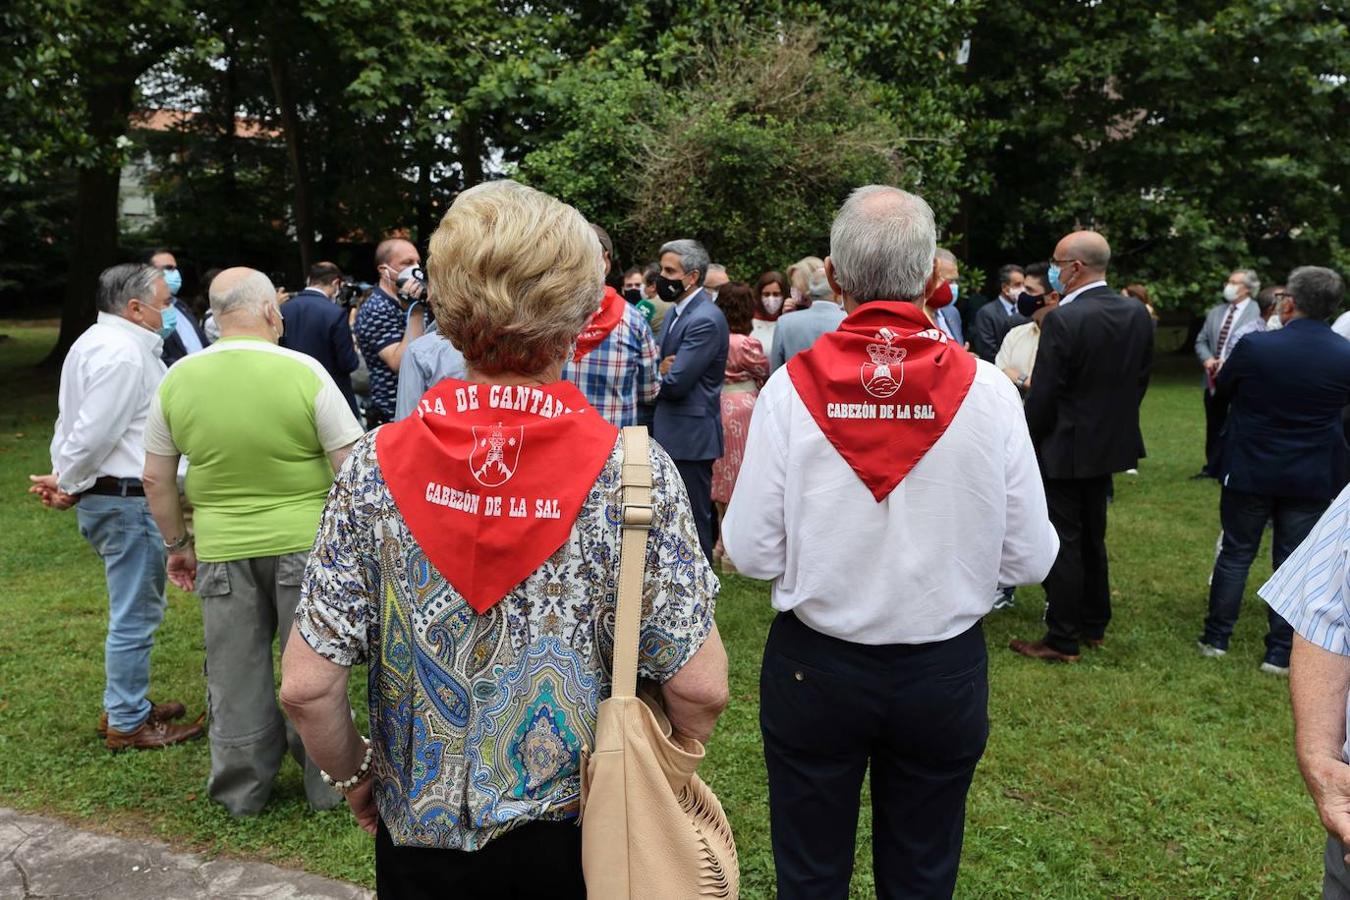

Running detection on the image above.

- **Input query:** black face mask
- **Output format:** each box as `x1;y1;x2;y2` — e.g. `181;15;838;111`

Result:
623;287;643;304
1017;292;1047;318
655;274;686;303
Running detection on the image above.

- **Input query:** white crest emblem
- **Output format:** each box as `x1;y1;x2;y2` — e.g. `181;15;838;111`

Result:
469;423;523;487
860;327;906;399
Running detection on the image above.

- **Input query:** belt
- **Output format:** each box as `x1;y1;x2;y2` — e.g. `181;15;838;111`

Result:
83;477;145;498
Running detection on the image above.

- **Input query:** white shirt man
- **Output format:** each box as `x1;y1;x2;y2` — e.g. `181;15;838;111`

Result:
722;185;1058;900
29;263;204;751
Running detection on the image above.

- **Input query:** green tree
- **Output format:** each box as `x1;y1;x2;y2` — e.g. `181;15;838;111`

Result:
519;23;979;277
963;0;1349;310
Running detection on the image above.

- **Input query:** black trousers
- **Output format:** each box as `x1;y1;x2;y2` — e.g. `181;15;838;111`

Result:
674;458;716;564
760;612;989;900
1202;387;1227;475
1042;475;1113;655
375;817;584;899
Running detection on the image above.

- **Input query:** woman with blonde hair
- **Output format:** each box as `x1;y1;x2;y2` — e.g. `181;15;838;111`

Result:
786;255;825;313
280;179;729;898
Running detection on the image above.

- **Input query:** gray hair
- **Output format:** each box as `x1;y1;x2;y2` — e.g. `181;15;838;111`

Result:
96;263;162;314
209;269;276;317
659;239;710;286
830;185;936;302
1232;268;1261;296
806;270;833;305
1287;266;1345;321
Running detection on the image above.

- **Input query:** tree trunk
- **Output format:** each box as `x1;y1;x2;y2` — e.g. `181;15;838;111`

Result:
42;76;135;367
456;115;484;188
267;36;313;277
416;142;434;244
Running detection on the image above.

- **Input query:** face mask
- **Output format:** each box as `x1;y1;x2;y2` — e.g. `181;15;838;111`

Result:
623;287;642;304
950;282;960;303
928;280;955;309
655;274;685;303
162;268;182;296
762;293;784;316
156;303;178;339
1049;264;1066;295
706;289;719;302
1017;292;1047;318
1223;283;1241;302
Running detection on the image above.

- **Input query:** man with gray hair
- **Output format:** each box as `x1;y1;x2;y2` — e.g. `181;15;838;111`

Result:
28;263;204;750
653;238;729;562
141;267;363;816
1199;267;1350;674
1194;268;1263;478
768;268;845;371
724;185;1058;897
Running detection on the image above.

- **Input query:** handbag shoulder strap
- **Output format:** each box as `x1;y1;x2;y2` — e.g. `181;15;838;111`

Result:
613;425;654;699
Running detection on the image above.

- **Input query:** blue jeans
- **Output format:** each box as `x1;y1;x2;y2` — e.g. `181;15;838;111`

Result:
1201;488;1326;667
76;494;167;732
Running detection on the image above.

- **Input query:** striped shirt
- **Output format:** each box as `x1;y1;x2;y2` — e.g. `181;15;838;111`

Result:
1260;485;1350;756
562;302;660;427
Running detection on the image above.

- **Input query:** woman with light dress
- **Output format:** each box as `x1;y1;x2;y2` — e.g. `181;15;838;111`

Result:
279;180;729;898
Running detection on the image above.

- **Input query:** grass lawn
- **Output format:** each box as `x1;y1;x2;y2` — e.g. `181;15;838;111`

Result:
0;321;1320;896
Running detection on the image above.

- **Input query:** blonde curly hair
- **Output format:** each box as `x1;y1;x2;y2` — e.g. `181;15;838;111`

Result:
427;180;603;376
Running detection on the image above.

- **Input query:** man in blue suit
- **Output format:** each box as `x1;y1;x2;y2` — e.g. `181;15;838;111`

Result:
1199;266;1350;673
279;262;362;416
653;238;729;563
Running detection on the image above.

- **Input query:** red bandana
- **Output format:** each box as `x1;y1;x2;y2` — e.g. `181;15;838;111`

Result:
787;301;977;501
376;378;618;612
573;286;626;362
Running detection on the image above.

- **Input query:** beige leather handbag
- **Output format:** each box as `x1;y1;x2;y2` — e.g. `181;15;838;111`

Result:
578;425;739;899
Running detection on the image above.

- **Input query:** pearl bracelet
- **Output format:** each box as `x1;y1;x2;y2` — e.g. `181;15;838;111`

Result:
320;738;373;794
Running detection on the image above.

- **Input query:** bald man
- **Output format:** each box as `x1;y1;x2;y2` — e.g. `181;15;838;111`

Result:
353;238;430;426
1010;231;1154;663
142;267;363;815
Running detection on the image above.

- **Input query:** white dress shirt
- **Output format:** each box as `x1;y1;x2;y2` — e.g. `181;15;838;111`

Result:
723;359;1060;645
995;320;1040;378
1057;279;1108;307
50;313;167;494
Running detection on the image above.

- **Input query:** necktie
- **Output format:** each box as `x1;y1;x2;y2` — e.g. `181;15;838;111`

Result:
1216;304;1237;357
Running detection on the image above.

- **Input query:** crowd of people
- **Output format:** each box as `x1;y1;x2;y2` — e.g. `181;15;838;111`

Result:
24;176;1350;897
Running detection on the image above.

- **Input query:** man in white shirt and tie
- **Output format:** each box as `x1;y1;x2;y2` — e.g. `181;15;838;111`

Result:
28;263;204;751
724;185;1059;898
1194;269;1262;478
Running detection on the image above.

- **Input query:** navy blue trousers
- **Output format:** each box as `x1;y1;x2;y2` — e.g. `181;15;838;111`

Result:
761;612;989;899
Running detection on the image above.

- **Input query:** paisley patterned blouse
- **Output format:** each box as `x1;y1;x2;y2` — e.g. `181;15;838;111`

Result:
296;431;718;850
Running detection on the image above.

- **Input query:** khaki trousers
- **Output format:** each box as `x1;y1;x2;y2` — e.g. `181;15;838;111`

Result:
198;552;342;816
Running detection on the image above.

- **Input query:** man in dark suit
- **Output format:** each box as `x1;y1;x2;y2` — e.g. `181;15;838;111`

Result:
1198;266;1350;673
653;238;729;563
1194;269;1264;477
279;262;362;416
1010;231;1154;662
146;248;210;366
973;264;1029;362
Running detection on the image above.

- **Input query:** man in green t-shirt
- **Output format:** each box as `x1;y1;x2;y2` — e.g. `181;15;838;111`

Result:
142;267;364;817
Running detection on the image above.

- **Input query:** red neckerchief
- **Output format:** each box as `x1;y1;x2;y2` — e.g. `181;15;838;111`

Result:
573;286;625;362
787;301;977;501
376;378;618;612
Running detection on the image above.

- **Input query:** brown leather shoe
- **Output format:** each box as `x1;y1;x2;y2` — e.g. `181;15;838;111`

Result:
97;699;187;738
105;715;204;751
1009;638;1081;663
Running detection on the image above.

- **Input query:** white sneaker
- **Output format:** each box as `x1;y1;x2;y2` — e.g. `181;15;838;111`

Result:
1197;641;1227;658
1259;662;1290;677
1126;468;1138;476
992;588;1015;610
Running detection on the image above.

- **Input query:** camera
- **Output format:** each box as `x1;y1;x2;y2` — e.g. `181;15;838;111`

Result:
394;265;427;308
336;278;373;309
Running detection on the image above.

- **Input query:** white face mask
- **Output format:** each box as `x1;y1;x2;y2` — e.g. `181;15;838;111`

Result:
1223;283;1241;302
762;293;784;316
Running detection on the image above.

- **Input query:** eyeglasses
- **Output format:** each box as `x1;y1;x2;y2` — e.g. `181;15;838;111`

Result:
1274;291;1293;301
1049;257;1079;268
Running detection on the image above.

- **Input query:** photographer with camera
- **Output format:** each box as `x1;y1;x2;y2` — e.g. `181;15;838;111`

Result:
279;261;362;416
353;238;431;427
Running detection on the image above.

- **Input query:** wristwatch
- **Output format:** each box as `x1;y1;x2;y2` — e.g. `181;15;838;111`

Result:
1015;374;1029;389
163;532;194;553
